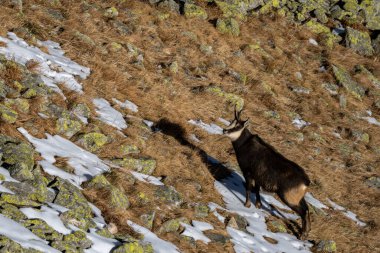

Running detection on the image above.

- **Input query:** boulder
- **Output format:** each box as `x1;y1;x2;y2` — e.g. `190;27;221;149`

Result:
345;27;374;56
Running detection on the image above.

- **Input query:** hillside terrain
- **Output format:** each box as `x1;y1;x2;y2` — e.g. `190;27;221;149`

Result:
0;0;379;252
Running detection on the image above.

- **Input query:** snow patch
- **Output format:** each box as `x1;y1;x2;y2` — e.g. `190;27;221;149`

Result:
93;98;128;130
0;213;61;253
327;199;366;227
18;127;109;186
308;38;318;46
130;171;164;186
292;117;311;129
189;119;223;135
127;220;180;253
0;32;90;93
112;98;138;112
181;222;211;244
0;167;19;182
84;228;121;253
305;193;329;209
192;220;214;231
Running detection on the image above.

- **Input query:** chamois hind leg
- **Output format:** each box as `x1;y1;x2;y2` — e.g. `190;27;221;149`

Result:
253;184;262;208
244;178;252;208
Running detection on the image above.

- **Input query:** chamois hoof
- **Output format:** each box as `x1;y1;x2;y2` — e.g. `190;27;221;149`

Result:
255;201;262;209
244;201;252;208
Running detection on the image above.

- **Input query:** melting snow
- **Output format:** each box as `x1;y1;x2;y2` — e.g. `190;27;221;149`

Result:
213;171;311;253
188;119;223;135
20;206;72;234
181;222;211;244
192;220;214;231
127;220;180;253
0;32;90;93
0;214;61;253
130;171;164;186
327;199;366;227
18;128;109;186
0;167;19;182
304;193;329;209
93;98;128;130
112;98;138;112
84;228;121;253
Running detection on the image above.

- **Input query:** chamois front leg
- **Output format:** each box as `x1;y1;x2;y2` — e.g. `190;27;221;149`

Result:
244;178;252;207
254;184;262;208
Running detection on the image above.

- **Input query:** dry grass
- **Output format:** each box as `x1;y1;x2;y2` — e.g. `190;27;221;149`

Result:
0;0;379;252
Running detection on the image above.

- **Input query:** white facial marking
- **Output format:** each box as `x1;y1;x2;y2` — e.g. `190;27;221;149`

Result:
226;128;244;141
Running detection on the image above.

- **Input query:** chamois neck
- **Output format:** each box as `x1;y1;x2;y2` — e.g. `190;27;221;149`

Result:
232;128;252;147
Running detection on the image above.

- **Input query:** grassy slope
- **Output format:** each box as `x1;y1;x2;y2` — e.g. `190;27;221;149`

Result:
0;0;379;252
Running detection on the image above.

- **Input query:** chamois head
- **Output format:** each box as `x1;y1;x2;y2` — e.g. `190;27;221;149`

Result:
223;106;249;141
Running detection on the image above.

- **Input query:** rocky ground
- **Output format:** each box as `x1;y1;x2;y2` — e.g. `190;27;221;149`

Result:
0;0;379;252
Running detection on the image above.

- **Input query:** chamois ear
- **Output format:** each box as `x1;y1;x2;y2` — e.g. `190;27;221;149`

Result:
234;105;243;120
243;118;250;127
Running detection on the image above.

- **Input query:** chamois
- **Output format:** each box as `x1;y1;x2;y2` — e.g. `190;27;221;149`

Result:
223;107;311;239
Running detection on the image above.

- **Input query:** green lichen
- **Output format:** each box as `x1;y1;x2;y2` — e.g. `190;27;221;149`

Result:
346;27;374;56
113;157;156;175
332;65;365;100
86;174;110;188
317;240;337;252
216;18;240;36
0;105;18;123
305;20;341;48
215;0;247;20
267;220;287;233
104;7;119;18
23;219;63;241
206;85;244;110
158;217;189;234
4;98;30;113
0;194;40;207
112;242;145;253
140;211;155;230
56;111;82;138
120;144;140;155
81;132;108;152
74;31;96;47
184;4;208;20
22;87;38;98
154;185;183;206
0;203;28;221
194;203;209;218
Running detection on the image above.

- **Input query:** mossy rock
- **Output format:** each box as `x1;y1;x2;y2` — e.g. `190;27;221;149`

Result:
80;132;108;152
305;20;341;48
361;0;380;30
215;0;252;20
267;220;287;233
194;203;210;218
56;111;83;138
346;27;374;56
113;157;156;175
158;217;189;234
112;241;145;253
23;218;63;241
154;185;183;206
184;4;208;20
52;230;92;252
96;227;115;239
206;85;244;110
0;194;40;207
86;174;110;188
332;65;365;100
0;105;18;123
0;203;28;221
216;18;240;36
316;240;337;252
107;185;130;209
2;179;48;203
0;236;37;253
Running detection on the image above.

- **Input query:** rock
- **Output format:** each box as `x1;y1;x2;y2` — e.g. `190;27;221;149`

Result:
339;94;347;109
154;185;183;206
206;85;244;110
215;0;260;20
0;236;29;252
53;179;95;230
104;7;118;19
137;191;150;205
345;27;374;56
23;218;63;241
140;211;155;230
56;111;83;138
52;230;92;252
158;0;179;14
0;79;8;98
0;194;40;207
112;20;135;36
322;83;339;95
351;130;370;144
4;98;30;113
365;176;380;189
107;185;130;209
316;240;337;252
216;18;240;36
267;220;287;233
2;175;48;203
109;42;123;53
361;0;380;30
194;203;209;218
169;61;179;74
74;31;96;47
112;157;156;175
203;231;230;244
264;110;281;120
199;44;213;55
158;217;189;234
72;103;91;123
305;20;341;48
112;241;145;253
0;203;28;221
86;174;110;189
373;34;380;55
120;144;140;155
0;104;18;123
184;4;208;20
79;133;108;152
332;65;366;100
96;227;115;239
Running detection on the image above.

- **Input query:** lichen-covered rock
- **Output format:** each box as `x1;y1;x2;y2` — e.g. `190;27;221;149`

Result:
267;220;287;233
112;157;156;175
0;79;8;98
0;203;28;221
0;236;31;253
72;103;91;123
0;104;18;123
53;179;95;230
332;65;366;100
204;231;231;244
79;132;108;152
56;111;83;138
346;27;374;56
316;240;337;252
86;174;110;188
0;194;40;207
107;185;130;209
140;211;155;230
4;98;30;113
154;185;183;206
120;144;140;155
112;241;145;253
216;18;240;36
2;177;48;203
158;217;189;234
215;0;261;20
158;0;179;14
104;7;119;18
23;219;63;241
305;20;341;48
74;31;96;47
194;203;209;218
361;0;380;30
184;4;208;20
52;230;92;252
365;176;380;189
206;85;244;110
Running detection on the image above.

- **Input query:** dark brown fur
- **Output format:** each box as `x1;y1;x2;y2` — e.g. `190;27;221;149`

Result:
224;110;311;239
